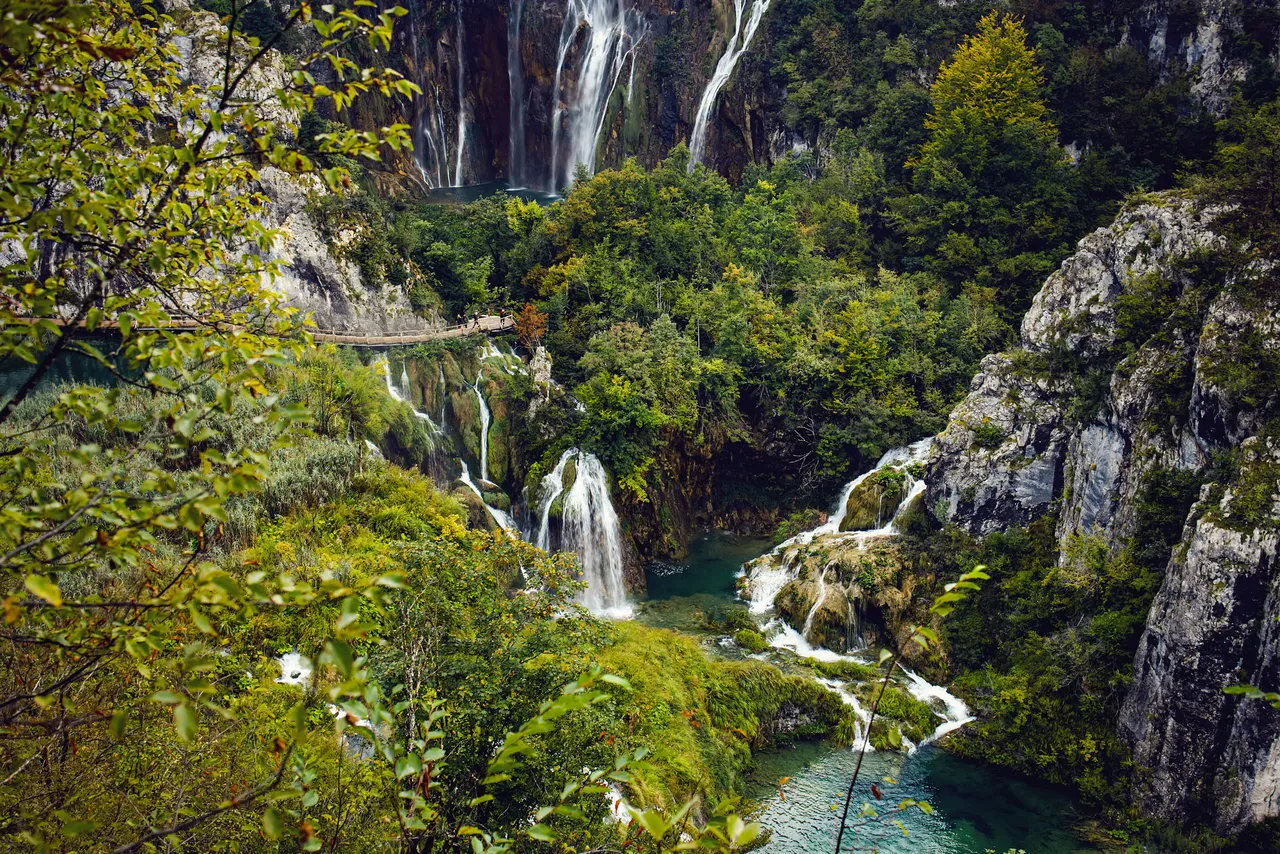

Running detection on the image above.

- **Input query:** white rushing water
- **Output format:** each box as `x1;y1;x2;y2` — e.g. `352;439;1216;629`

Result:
534;448;631;617
744;437;933;614
460;459;519;533
472;374;491;482
688;0;773;171
547;0;646;192
507;0;527;187
730;436;972;749
378;355;443;443
900;666;975;751
453;2;469;187
535;448;577;551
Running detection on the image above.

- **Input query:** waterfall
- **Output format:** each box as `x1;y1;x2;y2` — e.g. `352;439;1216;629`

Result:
472;374;490;482
743;437;933;615
688;0;773;172
534;449;630;616
453;2;469;187
460;460;518;533
377;355;442;443
547;0;646;192
800;565;828;640
900;667;975;751
535;448;577;551
507;0;527;187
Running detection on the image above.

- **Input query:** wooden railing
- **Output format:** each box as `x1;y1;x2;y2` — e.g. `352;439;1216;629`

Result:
8;314;517;347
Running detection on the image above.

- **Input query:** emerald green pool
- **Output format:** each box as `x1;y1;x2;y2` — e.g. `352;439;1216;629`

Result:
638;532;1100;854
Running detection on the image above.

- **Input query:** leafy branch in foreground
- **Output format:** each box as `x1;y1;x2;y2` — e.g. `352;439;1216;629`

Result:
832;565;990;854
0;0;418;847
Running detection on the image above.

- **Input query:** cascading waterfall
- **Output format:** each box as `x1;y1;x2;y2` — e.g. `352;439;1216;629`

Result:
743;437;933;615
687;0;773;171
736;436;972;747
507;0;527;187
534;449;630;616
472;374;490;482
535;448;576;551
453;1;469;187
459;460;518;532
378;355;442;444
547;0;646;192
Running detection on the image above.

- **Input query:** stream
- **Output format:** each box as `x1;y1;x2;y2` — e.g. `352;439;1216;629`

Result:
636;534;1101;854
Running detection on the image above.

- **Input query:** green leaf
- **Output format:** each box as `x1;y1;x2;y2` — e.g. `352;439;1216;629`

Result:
24;574;63;607
110;709;128;741
262;807;285;840
326;640;354;678
174;703;197;743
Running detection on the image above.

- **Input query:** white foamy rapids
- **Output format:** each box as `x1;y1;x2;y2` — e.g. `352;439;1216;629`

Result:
688;0;773;171
815;677;874;753
547;0;646;192
900;666;974;750
743;437;934;613
275;651;312;687
764;618;850;663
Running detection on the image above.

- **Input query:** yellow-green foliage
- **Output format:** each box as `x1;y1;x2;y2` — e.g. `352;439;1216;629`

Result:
597;623;854;809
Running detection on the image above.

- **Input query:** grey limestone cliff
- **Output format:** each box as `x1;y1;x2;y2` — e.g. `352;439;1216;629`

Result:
925;193;1280;834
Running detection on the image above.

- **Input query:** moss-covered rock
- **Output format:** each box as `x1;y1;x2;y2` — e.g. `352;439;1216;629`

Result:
840;468;907;532
451;485;495;531
733;628;769;653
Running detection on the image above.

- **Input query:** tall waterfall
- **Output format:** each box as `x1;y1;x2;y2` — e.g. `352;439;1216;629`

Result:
453;2;469;187
687;0;773;171
472;374;491;482
534;449;630;616
547;0;646;193
507;0;527;187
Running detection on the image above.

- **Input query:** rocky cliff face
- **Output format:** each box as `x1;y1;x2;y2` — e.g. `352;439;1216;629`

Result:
924;193;1280;834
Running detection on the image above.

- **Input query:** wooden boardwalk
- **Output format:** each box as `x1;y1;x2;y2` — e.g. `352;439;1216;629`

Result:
14;314;516;347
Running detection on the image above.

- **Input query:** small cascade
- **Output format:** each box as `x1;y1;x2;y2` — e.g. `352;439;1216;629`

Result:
547;0;646;192
452;2;469;187
688;0;774;171
743;437;933;614
507;0;527;187
534;448;630;616
900;666;975;751
800;564;829;640
460;460;518;533
378;355;442;444
815;677;873;752
472;374;491;482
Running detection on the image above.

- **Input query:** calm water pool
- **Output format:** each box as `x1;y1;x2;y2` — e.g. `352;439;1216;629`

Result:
637;531;1099;854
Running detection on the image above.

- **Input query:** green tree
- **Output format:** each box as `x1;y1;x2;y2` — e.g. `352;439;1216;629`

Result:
890;12;1078;315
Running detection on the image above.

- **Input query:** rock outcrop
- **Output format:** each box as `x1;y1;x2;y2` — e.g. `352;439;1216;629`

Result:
925;193;1280;834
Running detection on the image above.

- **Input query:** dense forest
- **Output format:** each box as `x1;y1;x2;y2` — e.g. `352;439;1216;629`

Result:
1;0;1278;852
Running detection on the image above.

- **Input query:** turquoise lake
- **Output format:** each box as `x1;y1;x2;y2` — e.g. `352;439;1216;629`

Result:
637;532;1101;854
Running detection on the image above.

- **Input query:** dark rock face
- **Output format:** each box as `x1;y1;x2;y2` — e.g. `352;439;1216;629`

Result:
923;194;1280;834
382;0;791;190
1120;507;1280;833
